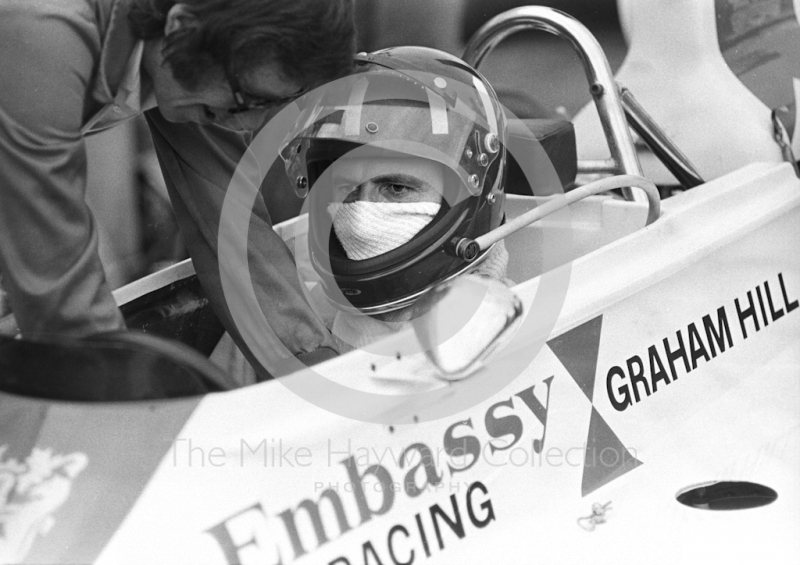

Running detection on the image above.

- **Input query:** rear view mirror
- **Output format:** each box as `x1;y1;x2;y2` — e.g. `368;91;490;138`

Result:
411;276;523;381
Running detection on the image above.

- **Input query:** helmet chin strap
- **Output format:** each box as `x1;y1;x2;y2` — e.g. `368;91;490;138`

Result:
452;174;661;261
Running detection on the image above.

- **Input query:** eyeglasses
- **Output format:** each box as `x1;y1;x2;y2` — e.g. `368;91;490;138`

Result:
226;74;308;115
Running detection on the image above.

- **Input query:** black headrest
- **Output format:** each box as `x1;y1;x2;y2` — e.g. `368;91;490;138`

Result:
494;85;577;195
505;118;577;195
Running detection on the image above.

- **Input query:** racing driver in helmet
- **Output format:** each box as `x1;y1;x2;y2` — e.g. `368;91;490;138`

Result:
283;47;521;357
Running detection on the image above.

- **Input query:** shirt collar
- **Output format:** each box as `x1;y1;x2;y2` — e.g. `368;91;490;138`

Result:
92;0;154;111
113;39;157;114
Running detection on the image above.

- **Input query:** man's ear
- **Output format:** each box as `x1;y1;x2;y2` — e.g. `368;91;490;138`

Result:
164;3;196;36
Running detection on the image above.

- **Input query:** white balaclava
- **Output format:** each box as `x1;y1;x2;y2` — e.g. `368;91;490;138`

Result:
328;201;441;260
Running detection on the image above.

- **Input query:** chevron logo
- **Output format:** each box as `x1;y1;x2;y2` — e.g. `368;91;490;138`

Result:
547;315;643;496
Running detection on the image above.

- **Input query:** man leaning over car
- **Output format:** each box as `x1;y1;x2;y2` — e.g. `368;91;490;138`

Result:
0;0;356;378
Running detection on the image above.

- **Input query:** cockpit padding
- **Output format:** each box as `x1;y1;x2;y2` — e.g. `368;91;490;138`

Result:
120;275;225;357
0;330;230;401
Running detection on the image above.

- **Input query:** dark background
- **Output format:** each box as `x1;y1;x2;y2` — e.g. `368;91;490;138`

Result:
353;0;627;118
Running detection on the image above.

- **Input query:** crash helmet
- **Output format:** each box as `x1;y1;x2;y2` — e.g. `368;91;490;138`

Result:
282;46;507;315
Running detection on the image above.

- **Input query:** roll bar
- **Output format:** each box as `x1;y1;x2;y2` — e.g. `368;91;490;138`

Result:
462;6;645;201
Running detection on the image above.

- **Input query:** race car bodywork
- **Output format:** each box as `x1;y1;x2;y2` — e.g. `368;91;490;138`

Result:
2;160;798;564
1;4;799;564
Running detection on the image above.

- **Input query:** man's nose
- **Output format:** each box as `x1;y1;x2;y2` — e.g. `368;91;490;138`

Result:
214;109;278;132
354;183;382;202
214;114;253;132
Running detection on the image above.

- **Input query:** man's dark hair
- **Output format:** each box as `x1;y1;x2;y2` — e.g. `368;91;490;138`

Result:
129;0;356;90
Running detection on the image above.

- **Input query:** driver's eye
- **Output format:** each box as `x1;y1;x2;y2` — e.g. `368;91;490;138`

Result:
385;183;410;195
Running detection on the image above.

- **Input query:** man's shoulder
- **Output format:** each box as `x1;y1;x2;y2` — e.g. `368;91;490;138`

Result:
0;0;134;139
0;0;108;55
0;0;127;59
0;0;107;28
